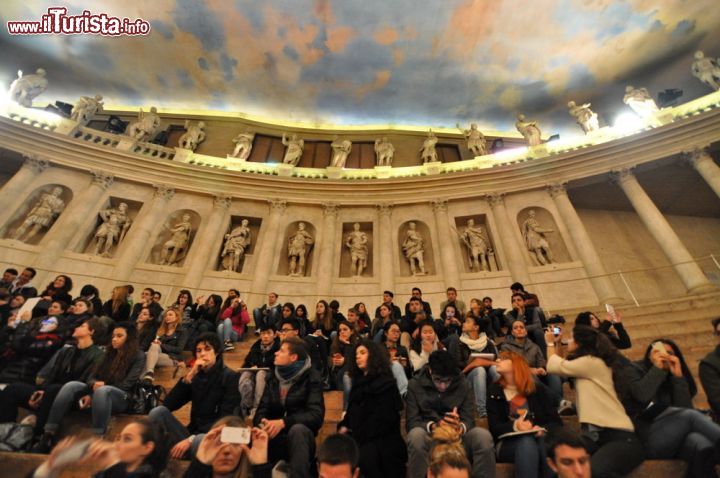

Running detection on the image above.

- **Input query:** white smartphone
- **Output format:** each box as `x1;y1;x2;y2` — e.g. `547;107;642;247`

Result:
221;426;251;445
651;341;666;355
604;303;616;321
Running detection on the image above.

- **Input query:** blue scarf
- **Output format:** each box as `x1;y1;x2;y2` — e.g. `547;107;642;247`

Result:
276;359;305;381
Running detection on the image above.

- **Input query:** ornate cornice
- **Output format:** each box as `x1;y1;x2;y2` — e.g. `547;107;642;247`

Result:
430;199;448;213
322;202;339;217
213;195;232;209
23;154;50;173
610;167;636;185
682;147;713;167
152;184;175;201
376;203;393;217
91;171;114;189
268;199;287;214
485;192;505;207
546;183;568;198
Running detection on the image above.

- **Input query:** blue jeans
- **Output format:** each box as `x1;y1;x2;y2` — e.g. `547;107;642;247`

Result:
541;374;563;406
391;361;408;397
497;434;552;478
467;366;498;416
44;381;89;433
217;318;239;343
90;385;129;434
253;306;280;330
148;405;200;457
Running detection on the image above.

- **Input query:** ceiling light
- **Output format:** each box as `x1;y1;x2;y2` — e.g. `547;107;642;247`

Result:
613;112;644;135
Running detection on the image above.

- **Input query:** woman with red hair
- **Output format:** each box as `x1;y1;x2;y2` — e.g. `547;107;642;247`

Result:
487;351;562;478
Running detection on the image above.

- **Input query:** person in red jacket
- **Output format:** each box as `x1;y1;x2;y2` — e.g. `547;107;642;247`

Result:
217;297;250;351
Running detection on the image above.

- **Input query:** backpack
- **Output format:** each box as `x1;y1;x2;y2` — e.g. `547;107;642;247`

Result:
0;423;34;451
128;382;166;414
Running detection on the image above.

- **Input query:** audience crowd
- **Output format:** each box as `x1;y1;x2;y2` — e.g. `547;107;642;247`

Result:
0;266;719;477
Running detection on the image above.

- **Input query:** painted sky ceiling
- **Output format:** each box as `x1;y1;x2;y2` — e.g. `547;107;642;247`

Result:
1;1;720;137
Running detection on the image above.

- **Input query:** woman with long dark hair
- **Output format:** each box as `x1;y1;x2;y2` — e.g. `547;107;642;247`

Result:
545;325;644;477
623;338;720;477
338;339;407;477
135;306;158;352
39;274;73;305
575;310;631;350
173;289;194;324
34;324;145;451
313;300;335;338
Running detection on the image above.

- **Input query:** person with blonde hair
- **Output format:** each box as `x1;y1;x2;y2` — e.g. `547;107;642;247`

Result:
102;285;131;323
142;306;188;383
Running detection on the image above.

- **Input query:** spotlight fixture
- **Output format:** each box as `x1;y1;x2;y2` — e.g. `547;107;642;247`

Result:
657;88;683;108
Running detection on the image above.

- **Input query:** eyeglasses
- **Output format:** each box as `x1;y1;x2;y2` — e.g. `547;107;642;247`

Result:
279;328;294;333
431;375;453;386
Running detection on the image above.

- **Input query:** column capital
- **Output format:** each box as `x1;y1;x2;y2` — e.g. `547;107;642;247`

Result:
91;171;114;190
430;199;448;213
268;199;287;214
152;184;175;201
485;192;505;207
213;195;232;210
322;202;339;217
376;203;393;217
546;182;568;198
682;147;713;167
610;167;636;184
23;154;50;173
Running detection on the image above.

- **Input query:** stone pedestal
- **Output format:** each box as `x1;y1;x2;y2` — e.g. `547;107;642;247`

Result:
182;195;232;290
423;161;442;175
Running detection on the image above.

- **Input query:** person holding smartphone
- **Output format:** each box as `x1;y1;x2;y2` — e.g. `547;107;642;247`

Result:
575;310;631;350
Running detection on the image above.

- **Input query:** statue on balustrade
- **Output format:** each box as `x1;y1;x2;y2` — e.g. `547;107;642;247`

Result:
374;137;395;166
159;214;193;266
282;133;304;166
691;51;720;91
93;202;131;257
568;101;599;134
230;131;255;161
458;219;490;272
125;107;162;142
12;186;65;243
221;219;252;272
515;114;542;146
521;209;555;266
288;222;314;276
8;68;48;107
420;130;439;164
345;223;368;277
623;86;659;118
71;94;104;124
402;222;427;275
178;121;206;151
456;123;487;156
330;136;352;168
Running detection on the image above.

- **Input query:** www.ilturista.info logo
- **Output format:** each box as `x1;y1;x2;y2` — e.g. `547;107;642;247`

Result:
7;7;151;36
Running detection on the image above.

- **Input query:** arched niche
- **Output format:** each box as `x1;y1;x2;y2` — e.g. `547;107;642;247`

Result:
277;221;316;277
516;207;571;265
78;197;143;257
216;216;262;273
2;184;73;245
340;221;374;278
147;209;202;267
453;214;501;272
397;220;436;276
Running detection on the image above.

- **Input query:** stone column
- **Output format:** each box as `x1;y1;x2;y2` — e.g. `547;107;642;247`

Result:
547;183;622;303
34;171;114;274
376;203;395;292
430;199;461;288
182;195;232;290
612;168;714;293
684;148;720;199
0;154;51;232
316;203;339;298
485;193;530;284
249;199;287;296
112;185;175;281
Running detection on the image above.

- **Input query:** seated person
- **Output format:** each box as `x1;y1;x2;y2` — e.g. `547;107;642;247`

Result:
317;434;362;478
142;307;188;383
101;286;131;324
0;291;24;328
575;310;631;350
427;425;472;478
439;287;466;317
373;290;402;324
130;287;163;322
135;306;159;352
504;293;546;355
8;267;38;299
401;297;428;349
252;292;281;332
35;275;73;315
700;317;720;420
312;300;338;339
63;298;95;335
623;338;720;477
404;287;433;318
0;318;103;434
0;267;18;289
253;336;325;478
487;351;562;478
545;428;592;478
33;323;145;451
331;320;359;397
481;296;506;338
148;332;239;459
217;296;250;351
239;323;279;418
467;299;494;339
277;317;327;377
406;350;495;478
409;320;445;373
383;321;412;395
346;307;370;338
440;304;463;338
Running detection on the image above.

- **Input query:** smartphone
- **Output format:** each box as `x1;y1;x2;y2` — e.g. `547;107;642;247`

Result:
221;426;251;445
552;326;561;335
651;341;666;355
604;303;616;320
52;439;91;468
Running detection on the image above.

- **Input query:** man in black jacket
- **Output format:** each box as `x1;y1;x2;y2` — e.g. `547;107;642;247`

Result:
253;336;325;478
374;290;402;322
406;350;495;478
239;323;279;417
0;317;103;433
148;332;239;459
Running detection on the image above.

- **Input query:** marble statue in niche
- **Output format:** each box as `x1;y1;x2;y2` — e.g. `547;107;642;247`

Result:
221;219;252;272
345;222;368;277
8;68;48;107
623;86;659;118
178;121;206;151
125;107;162;141
282;133;304;166
330;136;352;168
402;222;427;275
568;101;599;133
71;94;104;124
420;130;439;164
458;219;491;272
230;131;255;161
515;114;542;146
456;123;487;156
12;186;65;243
374;137;395;166
287;222;314;276
691;51;720;91
159;213;193;266
93;202;131;257
521;209;555;265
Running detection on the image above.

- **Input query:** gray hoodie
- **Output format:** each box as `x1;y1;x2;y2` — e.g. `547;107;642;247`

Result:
500;335;546;368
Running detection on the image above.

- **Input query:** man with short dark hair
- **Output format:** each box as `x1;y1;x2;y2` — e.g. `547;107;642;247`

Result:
253;292;281;333
374;290;402;322
254;336;325;478
0;268;18;289
510;282;540;307
8;267;38;298
346;307;369;338
405;287;433;317
481;296;506;337
545;429;591;478
152;290;162;304
130;287;163;321
317;433;360;478
440;287;466;317
277;317;327;375
401;297;430;349
700;317;720;419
